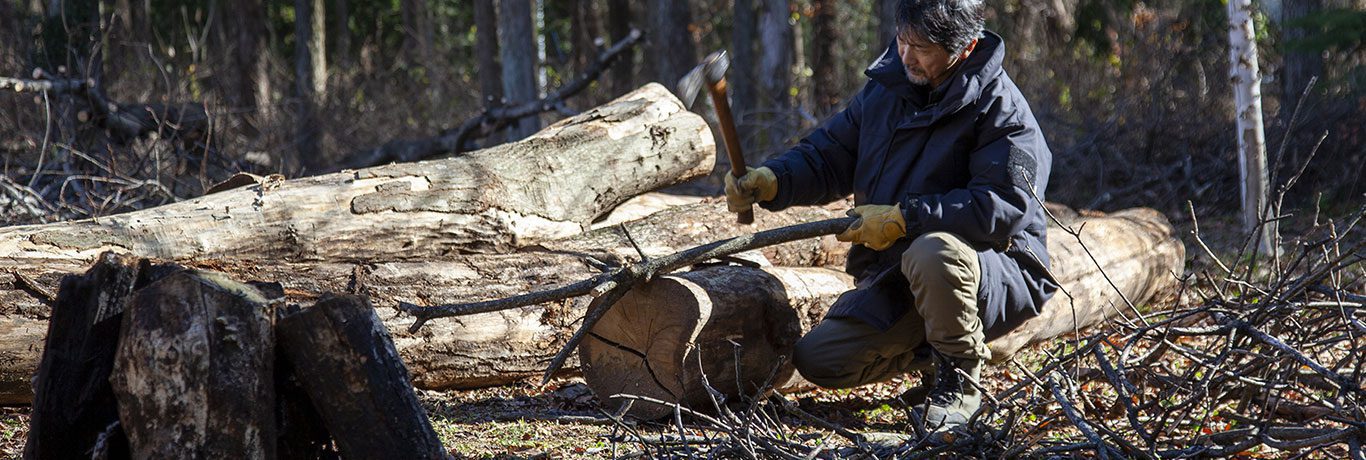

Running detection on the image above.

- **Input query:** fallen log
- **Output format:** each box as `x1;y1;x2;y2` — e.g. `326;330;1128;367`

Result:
0;83;713;263
0;201;848;402
578;207;1184;418
277;294;448;459
110;270;277;458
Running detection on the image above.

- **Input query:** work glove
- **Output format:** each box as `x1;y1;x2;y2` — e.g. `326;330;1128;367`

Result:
724;166;778;213
837;203;907;251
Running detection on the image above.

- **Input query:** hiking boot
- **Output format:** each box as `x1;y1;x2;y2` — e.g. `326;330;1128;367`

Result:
913;351;983;432
897;366;935;407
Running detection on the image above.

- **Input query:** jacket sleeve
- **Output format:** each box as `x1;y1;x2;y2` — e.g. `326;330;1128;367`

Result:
899;95;1048;247
757;82;870;211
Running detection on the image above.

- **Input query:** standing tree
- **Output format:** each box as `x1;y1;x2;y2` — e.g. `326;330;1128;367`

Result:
499;0;540;141
607;0;634;97
758;0;793;159
732;0;759;156
1279;0;1323;118
647;0;697;85
811;0;841;115
475;0;502;107
876;0;897;49
294;0;327;170
1226;0;1274;252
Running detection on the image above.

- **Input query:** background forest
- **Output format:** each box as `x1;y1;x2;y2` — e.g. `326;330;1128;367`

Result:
1;0;1363;227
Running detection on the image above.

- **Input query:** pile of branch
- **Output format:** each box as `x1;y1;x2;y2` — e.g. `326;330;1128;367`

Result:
582;205;1366;459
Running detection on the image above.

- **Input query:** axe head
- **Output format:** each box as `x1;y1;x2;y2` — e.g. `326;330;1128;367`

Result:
675;50;731;109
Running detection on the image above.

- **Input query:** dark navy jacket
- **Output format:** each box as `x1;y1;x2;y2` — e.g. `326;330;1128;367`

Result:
759;31;1058;338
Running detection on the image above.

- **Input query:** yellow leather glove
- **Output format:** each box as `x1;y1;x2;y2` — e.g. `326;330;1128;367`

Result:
837;203;907;251
724;166;778;213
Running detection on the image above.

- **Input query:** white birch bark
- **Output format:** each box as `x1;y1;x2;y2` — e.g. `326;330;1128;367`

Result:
1227;0;1275;252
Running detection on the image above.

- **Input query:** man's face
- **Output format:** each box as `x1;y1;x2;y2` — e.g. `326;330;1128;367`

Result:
895;29;972;88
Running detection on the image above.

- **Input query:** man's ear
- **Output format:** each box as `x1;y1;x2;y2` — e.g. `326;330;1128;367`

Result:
958;38;979;61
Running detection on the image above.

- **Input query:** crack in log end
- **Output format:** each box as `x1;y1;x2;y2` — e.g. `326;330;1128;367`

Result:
586;331;680;401
29;227;132;253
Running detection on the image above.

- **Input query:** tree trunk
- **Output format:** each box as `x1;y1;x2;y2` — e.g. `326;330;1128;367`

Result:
582;266;854;420
607;0;634;97
732;0;758;155
109;269;277;459
1227;0;1273;252
277;294;448;459
0;201;848;402
646;0;696;86
331;0;352;69
1278;0;1322;117
0;84;713;263
294;0;327;170
499;0;540;141
579;207;1185;418
876;0;897;53
757;0;793;159
474;0;502;107
570;0;602;107
810;0;841;115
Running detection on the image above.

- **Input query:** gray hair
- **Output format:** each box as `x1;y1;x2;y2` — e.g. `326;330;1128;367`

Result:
895;0;986;54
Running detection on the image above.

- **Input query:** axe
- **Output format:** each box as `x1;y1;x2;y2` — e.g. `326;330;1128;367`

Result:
677;50;754;224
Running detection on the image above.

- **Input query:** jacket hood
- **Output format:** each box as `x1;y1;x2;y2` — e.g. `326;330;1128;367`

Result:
865;30;1006;119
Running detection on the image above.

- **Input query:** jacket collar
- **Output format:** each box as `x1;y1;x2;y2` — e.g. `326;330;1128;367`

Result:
865;30;1006;119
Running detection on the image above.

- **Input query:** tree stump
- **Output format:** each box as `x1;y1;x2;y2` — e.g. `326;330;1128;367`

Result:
276;294;449;459
24;252;143;460
109;269;277;459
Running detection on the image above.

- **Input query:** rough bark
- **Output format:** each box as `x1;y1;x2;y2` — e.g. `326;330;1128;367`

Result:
109;269;277;459
277;294;447;459
757;0;794;158
500;0;540;140
0;201;846;402
474;0;502;107
581;266;854;420
23;252;142;458
294;0;326;168
811;0;841;115
731;0;758;152
647;0;697;84
0;84;713;263
577;207;1184;417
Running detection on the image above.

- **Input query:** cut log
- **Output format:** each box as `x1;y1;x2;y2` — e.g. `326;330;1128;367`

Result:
0;83;713;263
0;201;848;402
276;294;448;459
273;303;341;459
23;252;141;459
109;269;277;459
580;207;1184;418
580;266;854;420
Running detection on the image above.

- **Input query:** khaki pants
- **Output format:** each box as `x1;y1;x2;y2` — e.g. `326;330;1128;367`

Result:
792;232;986;389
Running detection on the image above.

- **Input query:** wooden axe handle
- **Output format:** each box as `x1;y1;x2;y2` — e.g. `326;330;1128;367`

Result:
707;78;754;224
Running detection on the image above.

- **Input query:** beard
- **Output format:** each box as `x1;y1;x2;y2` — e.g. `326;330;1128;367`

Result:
904;66;931;86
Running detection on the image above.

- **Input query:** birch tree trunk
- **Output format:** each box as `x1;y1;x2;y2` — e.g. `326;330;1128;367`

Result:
1227;0;1274;252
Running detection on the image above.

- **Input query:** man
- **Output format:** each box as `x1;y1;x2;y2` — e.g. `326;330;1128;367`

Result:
725;0;1057;432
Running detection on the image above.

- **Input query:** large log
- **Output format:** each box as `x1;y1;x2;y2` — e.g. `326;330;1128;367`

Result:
277;294;448;459
110;270;277;458
580;266;854;420
0;201;848;402
0;83;712;263
579;207;1185;418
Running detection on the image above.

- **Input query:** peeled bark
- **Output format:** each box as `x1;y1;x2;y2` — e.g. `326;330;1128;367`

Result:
0;84;713;263
110;270;277;459
0;201;846;402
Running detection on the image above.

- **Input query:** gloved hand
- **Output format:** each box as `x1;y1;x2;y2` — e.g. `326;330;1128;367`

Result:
837;203;907;251
724;166;778;213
